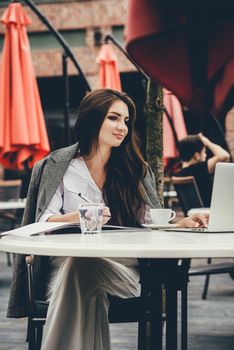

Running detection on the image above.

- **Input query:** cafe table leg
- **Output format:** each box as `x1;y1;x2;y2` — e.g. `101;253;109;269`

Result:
139;258;189;350
150;259;189;350
181;283;188;350
150;282;163;350
166;281;178;350
165;259;190;350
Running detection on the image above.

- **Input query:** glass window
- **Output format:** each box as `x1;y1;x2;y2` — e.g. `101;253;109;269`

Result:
29;29;85;50
0;29;85;52
112;26;124;44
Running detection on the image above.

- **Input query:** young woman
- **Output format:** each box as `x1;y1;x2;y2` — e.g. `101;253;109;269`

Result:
7;89;207;350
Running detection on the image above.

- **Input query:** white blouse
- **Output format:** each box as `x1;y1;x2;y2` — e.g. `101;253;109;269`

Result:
39;157;152;225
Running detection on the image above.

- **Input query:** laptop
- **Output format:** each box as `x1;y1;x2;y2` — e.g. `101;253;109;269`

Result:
169;162;234;233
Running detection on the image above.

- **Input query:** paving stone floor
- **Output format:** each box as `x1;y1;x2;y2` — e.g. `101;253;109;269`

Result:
0;252;234;350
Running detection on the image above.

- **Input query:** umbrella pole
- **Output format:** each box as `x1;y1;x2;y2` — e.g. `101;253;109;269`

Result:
21;0;91;92
62;53;71;146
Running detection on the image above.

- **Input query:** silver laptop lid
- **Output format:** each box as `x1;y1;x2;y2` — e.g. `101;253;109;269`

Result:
208;162;234;232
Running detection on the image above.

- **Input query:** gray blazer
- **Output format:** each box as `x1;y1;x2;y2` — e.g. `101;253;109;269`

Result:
7;143;161;318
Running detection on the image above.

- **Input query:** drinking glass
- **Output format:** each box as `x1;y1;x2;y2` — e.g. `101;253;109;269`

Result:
78;203;104;234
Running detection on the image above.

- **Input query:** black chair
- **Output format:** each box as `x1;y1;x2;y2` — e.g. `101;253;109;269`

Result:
171;176;204;214
26;256;190;350
171;176;234;300
163;176;178;209
25;256;154;350
0;179;22;266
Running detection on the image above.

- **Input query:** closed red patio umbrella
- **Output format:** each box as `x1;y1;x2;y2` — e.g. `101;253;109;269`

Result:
96;43;122;91
126;0;234;115
0;3;50;170
163;89;187;165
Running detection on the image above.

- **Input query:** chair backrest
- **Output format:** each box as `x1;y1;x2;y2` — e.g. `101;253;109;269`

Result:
0;180;22;201
171;176;204;216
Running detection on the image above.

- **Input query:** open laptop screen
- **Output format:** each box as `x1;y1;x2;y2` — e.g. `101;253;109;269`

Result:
208;162;234;232
167;162;234;233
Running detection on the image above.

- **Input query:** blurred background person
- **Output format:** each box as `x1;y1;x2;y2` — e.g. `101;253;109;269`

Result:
175;133;230;206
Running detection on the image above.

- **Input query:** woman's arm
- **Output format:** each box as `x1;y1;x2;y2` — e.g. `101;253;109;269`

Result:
40;181;111;224
199;133;230;173
38;182;80;223
47;207;111;224
47;212;79;223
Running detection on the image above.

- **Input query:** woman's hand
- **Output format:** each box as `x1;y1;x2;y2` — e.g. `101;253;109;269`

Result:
102;206;111;225
177;213;209;228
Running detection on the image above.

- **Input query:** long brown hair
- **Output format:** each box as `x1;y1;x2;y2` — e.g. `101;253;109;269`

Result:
74;89;147;226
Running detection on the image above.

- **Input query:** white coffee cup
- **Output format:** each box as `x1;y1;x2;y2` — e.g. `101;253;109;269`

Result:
150;208;176;225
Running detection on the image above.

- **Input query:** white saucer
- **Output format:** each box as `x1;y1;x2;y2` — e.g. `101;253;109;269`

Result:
141;223;179;229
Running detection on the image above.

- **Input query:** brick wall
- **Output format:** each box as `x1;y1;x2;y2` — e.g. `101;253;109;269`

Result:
29;45;135;83
0;0;135;82
0;0;128;32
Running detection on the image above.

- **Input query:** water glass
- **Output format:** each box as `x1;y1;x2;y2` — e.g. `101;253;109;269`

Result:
78;203;104;234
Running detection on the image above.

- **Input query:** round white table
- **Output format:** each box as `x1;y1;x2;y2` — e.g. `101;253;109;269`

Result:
1;227;234;258
1;224;234;350
0;200;26;210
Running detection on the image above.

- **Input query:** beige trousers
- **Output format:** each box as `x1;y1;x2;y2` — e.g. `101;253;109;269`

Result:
41;257;140;350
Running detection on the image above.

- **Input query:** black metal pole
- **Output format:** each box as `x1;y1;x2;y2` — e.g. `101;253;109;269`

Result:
62;53;71;146
104;34;149;80
21;0;91;92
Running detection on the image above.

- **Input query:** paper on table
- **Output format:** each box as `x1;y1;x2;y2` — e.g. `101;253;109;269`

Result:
0;222;80;238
